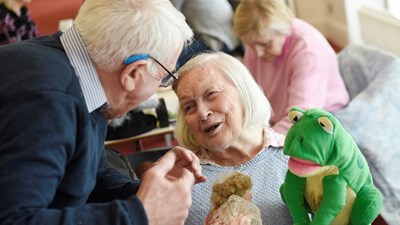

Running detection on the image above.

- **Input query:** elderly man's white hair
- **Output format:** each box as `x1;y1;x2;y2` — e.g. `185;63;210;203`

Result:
75;0;193;73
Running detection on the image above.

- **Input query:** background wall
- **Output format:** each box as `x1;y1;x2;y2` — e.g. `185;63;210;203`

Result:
294;0;348;47
28;0;83;35
293;0;400;55
26;0;400;54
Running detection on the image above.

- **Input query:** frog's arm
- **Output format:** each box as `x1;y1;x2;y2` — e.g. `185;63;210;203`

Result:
311;174;347;225
282;170;310;224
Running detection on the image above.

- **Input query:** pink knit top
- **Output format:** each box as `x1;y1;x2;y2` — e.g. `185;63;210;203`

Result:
243;19;349;134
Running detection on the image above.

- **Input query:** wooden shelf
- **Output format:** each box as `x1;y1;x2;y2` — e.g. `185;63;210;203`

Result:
105;126;175;151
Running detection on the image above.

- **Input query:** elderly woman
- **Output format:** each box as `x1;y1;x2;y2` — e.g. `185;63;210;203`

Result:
172;52;293;224
233;0;349;135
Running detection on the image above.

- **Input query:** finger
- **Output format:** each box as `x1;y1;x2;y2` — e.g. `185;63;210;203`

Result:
167;147;198;172
168;166;196;188
170;146;195;164
151;147;197;178
150;149;180;178
172;148;203;176
152;147;206;184
194;174;207;184
173;149;206;183
186;150;207;183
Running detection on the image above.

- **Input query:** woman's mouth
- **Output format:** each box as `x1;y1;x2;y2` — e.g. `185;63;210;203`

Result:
204;123;222;134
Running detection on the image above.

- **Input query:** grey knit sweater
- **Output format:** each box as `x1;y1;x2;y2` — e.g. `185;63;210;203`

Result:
185;143;293;224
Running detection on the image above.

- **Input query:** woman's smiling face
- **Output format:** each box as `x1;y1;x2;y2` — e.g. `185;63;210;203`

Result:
176;65;244;152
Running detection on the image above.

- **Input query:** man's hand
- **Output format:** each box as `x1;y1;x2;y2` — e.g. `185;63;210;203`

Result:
136;147;206;225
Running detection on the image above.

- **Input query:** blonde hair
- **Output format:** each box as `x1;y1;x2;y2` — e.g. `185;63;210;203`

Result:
211;171;253;209
172;52;271;151
233;0;294;40
74;0;193;73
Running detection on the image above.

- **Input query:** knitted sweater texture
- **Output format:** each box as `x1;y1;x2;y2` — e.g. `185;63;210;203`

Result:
185;147;293;225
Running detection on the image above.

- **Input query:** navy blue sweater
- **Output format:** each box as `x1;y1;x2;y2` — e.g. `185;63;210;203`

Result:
0;34;147;225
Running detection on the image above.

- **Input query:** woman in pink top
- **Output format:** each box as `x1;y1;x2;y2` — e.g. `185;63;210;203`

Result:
233;0;349;134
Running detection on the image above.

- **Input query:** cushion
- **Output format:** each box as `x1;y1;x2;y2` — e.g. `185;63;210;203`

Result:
334;44;400;224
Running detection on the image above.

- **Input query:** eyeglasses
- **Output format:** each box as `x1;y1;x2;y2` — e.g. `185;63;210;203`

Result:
124;54;178;87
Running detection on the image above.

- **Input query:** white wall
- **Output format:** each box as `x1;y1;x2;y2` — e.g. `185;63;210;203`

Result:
293;0;387;48
325;0;348;47
344;0;385;45
359;7;400;54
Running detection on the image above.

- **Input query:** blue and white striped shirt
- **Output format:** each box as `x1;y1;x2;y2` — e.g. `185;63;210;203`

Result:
60;24;109;113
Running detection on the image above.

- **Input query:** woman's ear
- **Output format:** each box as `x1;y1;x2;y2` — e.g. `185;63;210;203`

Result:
120;60;148;92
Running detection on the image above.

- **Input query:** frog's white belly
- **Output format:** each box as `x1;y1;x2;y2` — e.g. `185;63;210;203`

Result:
305;167;356;225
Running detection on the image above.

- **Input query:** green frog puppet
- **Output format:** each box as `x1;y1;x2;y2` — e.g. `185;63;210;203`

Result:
280;107;382;225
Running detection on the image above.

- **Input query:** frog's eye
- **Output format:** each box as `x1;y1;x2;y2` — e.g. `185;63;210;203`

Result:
288;111;303;124
318;117;334;134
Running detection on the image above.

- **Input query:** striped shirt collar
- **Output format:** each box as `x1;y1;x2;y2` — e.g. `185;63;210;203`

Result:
60;24;109;113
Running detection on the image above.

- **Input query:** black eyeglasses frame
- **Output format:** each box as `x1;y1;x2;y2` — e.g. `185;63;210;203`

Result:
124;54;178;87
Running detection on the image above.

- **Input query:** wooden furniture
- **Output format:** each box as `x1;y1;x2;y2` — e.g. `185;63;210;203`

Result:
373;214;388;225
105;125;175;151
105;87;178;153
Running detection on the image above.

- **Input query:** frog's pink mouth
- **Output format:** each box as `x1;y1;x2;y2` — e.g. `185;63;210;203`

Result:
288;157;322;177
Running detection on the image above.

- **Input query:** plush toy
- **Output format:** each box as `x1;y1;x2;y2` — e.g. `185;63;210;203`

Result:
205;171;262;225
280;107;383;225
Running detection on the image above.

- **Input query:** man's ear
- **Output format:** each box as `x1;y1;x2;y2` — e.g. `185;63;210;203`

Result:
120;60;148;92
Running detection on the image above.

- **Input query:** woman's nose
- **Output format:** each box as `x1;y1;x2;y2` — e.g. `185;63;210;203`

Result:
255;46;265;58
198;103;212;121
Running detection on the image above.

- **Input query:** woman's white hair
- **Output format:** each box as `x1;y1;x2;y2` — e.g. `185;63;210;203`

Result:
74;0;193;73
173;52;272;151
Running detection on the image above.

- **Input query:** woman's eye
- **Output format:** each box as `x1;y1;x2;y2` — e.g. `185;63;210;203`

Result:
183;105;190;113
207;91;219;99
183;104;195;114
262;41;272;48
